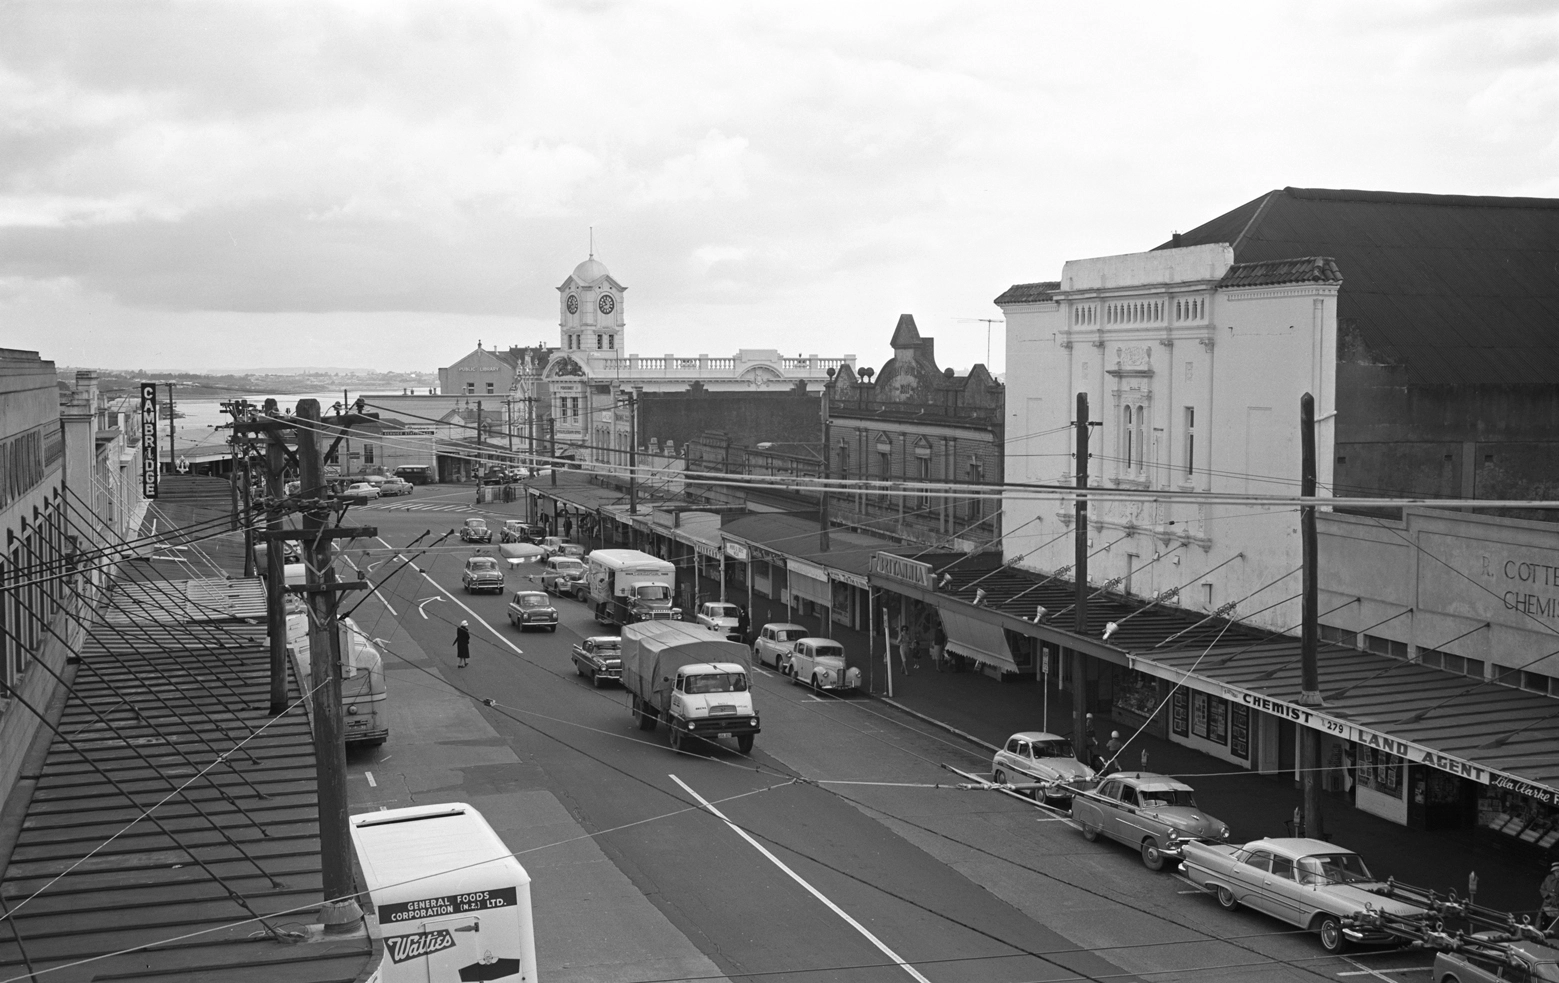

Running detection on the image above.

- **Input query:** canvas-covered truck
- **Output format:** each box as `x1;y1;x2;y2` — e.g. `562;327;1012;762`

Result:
622;620;760;754
350;802;537;983
586;548;679;626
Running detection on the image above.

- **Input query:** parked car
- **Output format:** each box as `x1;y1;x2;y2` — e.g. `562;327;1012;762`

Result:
460;518;492;543
538;536;578;557
753;623;808;671
340;481;380;501
507;590;558;632
571;636;622;687
1433;936;1559;983
461;555;505;594
500;519;529;543
1180;837;1426;953
991;732;1096;802
786;637;859;692
1071;772;1230;871
540;555;587;597
695;601;743;641
378;476;412;496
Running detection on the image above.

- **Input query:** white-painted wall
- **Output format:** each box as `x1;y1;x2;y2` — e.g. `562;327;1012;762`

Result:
1001;244;1338;635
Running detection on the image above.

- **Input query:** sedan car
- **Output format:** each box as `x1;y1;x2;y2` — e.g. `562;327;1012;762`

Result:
571;636;622;687
507;590;558;632
1434;936;1559;982
696;601;743;641
540;556;587;597
991;732;1096;802
786;638;859;692
339;481;380;501
459;518;492;543
1180;837;1426;953
461;555;505;594
378;477;412;496
753;623;808;671
500;520;529;543
1071;772;1230;871
538;536;580;557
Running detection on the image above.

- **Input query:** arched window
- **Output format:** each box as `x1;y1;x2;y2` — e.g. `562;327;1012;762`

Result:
1123;406;1134;470
1135;404;1147;475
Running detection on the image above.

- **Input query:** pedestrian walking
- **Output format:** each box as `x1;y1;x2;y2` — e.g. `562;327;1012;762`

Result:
563;516;573;539
736;606;750;645
455;620;471;669
1541;861;1559;930
897;625;913;676
931;625;947;672
1083;713;1100;769
1103;731;1124;774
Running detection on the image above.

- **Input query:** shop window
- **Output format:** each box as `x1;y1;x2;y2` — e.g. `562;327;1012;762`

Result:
363;444;374;465
1356;746;1403;797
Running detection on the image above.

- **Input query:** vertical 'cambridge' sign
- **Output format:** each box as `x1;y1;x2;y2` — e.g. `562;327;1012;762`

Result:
139;382;159;499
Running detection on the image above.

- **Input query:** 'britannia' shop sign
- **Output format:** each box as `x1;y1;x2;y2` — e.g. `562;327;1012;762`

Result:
869;552;932;590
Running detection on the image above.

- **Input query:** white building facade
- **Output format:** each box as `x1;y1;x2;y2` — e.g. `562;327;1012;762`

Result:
542;256;853;468
999;243;1341;635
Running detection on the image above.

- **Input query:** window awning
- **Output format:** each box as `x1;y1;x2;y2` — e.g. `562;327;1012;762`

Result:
937;604;1018;673
788;559;830;606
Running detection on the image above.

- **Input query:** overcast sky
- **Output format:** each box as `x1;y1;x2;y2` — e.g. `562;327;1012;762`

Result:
2;1;1555;375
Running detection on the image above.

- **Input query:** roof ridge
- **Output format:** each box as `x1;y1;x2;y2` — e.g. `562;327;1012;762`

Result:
1232;189;1281;250
1284;186;1559;209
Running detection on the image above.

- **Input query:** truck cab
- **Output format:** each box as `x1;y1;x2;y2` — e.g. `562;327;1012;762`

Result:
668;663;758;754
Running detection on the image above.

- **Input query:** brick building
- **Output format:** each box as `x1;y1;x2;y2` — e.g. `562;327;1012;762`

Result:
826;315;1004;550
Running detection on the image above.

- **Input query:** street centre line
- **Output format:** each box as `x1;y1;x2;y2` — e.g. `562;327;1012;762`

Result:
365;771;376;787
670;774;934;983
375;536;523;657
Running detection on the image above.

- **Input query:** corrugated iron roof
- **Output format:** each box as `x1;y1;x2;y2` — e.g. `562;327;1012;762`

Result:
1162;187;1559;385
992;281;1061;306
0;582;375;981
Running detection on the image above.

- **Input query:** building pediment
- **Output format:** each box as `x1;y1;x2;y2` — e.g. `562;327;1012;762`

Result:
544;354;588;379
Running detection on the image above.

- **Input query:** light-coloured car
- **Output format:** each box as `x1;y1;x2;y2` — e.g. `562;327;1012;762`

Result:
991;732;1096;802
1433;936;1559;982
696;601;743;641
540;556;587;597
461;555;505;594
378;476;412;496
340;481;380;501
459;518;492;543
507;590;558;632
753;623;807;671
1180;837;1425;953
1072;772;1230;871
539;536;583;558
500;519;528;543
786;637;858;692
571;636;622;687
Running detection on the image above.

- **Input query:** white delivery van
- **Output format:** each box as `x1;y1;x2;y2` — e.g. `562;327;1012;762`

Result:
351;802;537;983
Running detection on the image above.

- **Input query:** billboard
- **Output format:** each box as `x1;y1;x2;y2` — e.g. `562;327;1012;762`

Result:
139;382;159;498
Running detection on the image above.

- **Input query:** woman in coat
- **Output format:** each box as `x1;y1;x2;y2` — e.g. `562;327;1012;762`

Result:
455;620;471;668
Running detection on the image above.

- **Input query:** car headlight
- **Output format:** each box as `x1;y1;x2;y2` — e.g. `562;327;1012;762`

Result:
749;717;758;727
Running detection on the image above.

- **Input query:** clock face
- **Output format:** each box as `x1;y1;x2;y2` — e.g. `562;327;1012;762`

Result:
598;294;615;315
566;294;578;314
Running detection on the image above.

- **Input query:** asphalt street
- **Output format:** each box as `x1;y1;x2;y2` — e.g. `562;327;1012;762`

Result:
338;487;1443;983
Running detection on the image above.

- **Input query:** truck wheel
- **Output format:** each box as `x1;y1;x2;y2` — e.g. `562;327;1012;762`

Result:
1141;838;1165;871
669;726;684;753
634;699;656;732
737;734;754;754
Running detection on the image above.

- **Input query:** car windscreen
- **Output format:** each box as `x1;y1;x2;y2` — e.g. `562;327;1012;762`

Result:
1033;740;1076;758
1532;961;1559;983
467;559;499;571
467;520;487;529
1297;853;1374;885
777;628;805;640
591;641;621;653
813;644;844;659
685;673;748;694
709;605;739;618
1138;788;1196;808
635;584;670;601
554;559;583;571
515;594;550;608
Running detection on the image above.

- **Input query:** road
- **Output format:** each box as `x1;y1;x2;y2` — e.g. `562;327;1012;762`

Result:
338;488;1440;983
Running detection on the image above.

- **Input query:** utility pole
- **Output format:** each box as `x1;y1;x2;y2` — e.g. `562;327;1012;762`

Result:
819;371;833;552
293;398;364;933
264;437;288;716
240;456;254;576
549;417;557;487
628;387;641;515
1073;392;1091;767
165;381;176;474
506;398;514;457
1299;392;1324;839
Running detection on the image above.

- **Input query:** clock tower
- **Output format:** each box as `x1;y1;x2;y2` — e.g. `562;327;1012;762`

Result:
558;255;626;355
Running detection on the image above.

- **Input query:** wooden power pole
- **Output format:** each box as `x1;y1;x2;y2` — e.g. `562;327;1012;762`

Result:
1073;392;1091;766
264;437;288;716
1299;392;1324;839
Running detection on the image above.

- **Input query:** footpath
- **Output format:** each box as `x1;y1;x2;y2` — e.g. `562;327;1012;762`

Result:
713;573;1545;917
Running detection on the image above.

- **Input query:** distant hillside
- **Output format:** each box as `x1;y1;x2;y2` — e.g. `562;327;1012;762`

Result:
60;367;437;398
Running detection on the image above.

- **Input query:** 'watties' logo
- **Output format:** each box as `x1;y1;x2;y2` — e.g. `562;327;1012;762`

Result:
385;929;457;963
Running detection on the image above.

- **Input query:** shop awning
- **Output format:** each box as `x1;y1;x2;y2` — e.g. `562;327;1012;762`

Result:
788;558;830;606
1129;641;1559;801
937;604;1019;674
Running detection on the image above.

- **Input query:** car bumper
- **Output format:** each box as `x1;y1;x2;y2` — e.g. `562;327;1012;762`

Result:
469;581;504;592
520;616;558;627
582;663;621;680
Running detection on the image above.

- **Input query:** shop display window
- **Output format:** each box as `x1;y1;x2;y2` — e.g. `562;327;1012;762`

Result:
1356;747;1404;797
1112;668;1159;718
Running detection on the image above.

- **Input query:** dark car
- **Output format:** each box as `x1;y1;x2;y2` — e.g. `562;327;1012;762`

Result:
393;465;433;485
507;590;558;632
